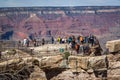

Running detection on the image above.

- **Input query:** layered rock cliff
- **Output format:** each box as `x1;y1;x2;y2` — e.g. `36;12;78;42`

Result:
0;6;120;42
0;39;120;80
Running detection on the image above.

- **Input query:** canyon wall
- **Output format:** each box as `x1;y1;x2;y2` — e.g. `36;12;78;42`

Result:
0;6;120;43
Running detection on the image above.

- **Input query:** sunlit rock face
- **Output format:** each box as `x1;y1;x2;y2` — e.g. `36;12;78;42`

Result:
106;39;120;53
0;6;120;41
0;40;120;80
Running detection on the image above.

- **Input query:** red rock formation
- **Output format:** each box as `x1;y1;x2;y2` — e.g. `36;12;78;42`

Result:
0;7;120;40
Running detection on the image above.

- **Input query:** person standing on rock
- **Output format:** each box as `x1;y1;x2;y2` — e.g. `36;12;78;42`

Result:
23;38;27;46
77;36;80;43
33;39;37;47
57;36;61;44
79;43;84;54
75;43;80;54
42;38;45;45
80;36;84;44
26;38;30;47
51;37;54;44
17;40;21;48
71;36;76;50
84;36;89;44
89;34;94;47
89;36;103;56
68;36;72;44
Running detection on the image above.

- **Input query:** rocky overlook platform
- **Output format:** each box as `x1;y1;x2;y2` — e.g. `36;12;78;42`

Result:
0;39;120;80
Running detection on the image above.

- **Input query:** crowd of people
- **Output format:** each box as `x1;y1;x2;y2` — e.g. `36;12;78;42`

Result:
18;34;102;56
55;34;102;55
18;38;45;47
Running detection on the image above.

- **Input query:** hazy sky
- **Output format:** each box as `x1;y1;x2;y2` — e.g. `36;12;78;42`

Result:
0;0;120;7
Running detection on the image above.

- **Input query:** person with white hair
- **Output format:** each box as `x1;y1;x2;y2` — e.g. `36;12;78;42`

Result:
23;38;27;46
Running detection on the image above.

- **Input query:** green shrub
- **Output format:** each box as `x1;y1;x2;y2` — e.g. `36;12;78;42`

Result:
63;52;70;60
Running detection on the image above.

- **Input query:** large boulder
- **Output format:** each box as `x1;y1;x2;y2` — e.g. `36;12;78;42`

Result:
107;54;120;62
0;58;22;72
68;55;108;71
51;70;100;80
51;70;76;80
68;56;89;71
29;66;47;80
107;67;120;80
0;54;63;73
89;55;108;70
108;61;120;75
106;39;120;53
32;55;63;69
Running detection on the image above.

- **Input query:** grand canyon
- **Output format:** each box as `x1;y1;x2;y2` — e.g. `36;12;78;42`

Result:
0;6;120;47
0;6;120;80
